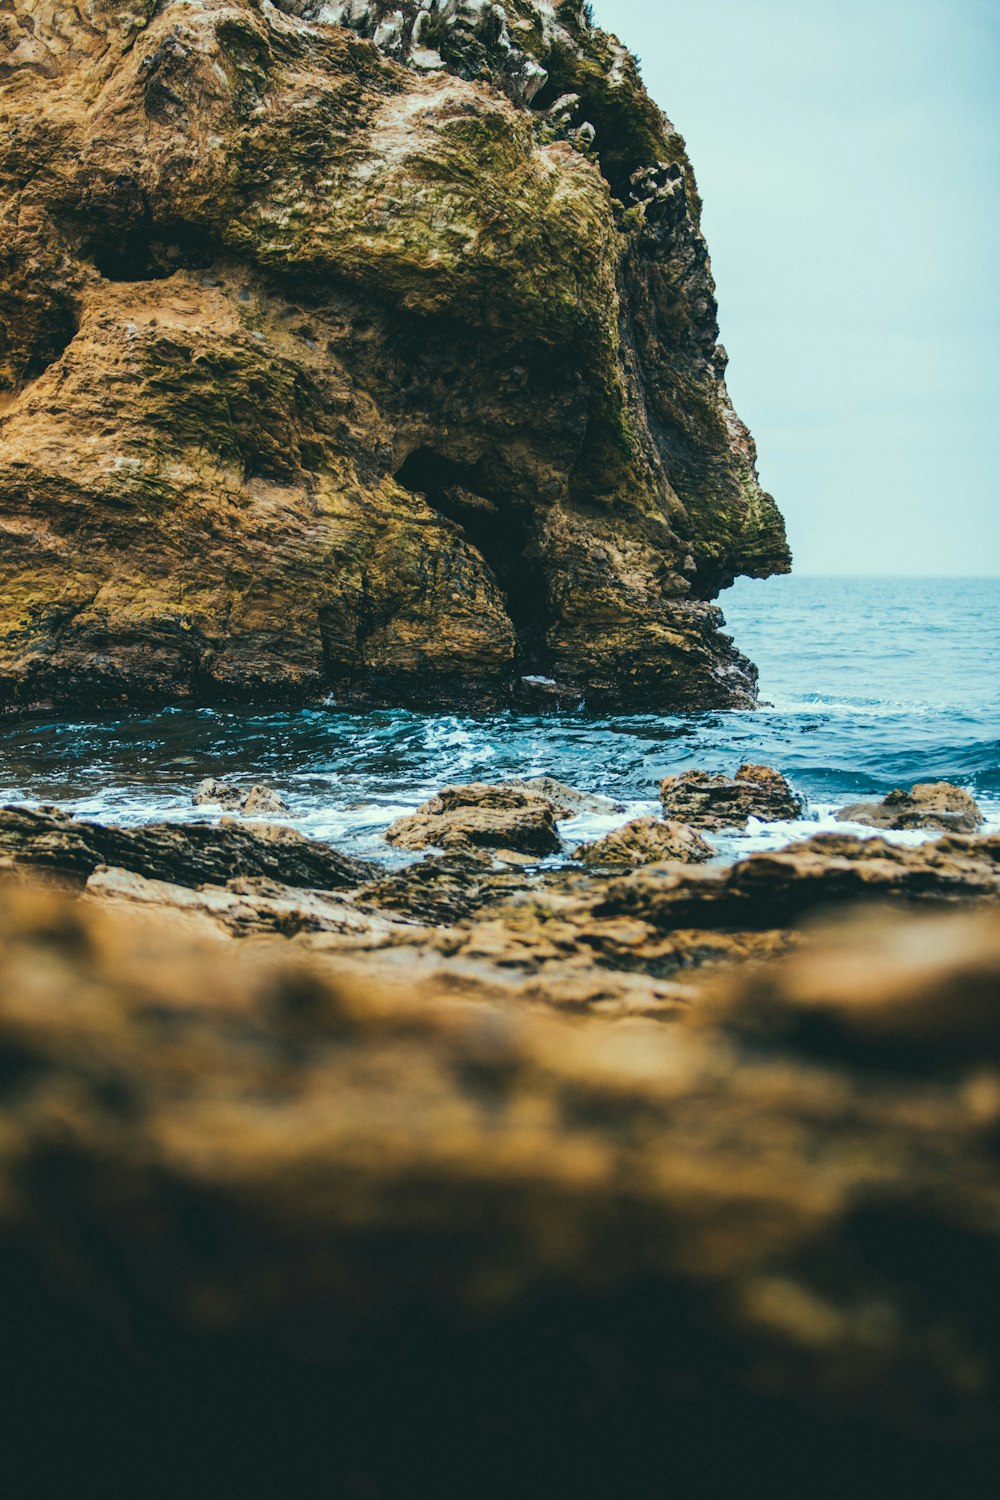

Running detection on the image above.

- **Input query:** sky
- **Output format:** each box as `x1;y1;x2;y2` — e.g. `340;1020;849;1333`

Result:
592;0;1000;576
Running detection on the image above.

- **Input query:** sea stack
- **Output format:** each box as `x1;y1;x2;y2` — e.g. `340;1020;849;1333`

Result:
0;0;789;713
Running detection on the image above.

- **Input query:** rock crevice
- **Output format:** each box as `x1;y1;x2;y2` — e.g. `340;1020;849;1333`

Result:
0;0;790;712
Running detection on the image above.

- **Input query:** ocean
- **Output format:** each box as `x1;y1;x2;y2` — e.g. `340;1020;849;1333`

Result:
1;575;998;863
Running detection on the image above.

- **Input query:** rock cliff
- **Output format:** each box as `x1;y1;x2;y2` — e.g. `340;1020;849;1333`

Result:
0;0;789;712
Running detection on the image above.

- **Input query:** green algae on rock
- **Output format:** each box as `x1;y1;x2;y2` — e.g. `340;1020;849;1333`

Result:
0;0;789;713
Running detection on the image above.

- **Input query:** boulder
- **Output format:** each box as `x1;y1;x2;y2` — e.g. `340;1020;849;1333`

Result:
602;831;1000;932
574;816;713;867
659;764;804;831
837;781;984;834
193;779;290;815
385;784;561;860
507;777;627;818
0;0;788;717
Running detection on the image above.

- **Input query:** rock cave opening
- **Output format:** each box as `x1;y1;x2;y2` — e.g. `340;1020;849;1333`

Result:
396;446;551;673
86;223;216;283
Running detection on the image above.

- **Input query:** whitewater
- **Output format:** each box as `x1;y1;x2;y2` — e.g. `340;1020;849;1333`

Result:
1;575;997;864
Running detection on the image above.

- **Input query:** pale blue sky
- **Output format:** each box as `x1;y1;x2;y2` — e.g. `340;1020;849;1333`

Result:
593;0;1000;575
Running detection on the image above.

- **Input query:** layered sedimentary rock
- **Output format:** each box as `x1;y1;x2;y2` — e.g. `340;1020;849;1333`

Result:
1;881;998;1497
0;0;788;714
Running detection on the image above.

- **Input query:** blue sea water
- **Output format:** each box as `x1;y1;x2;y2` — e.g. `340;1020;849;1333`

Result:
1;575;997;863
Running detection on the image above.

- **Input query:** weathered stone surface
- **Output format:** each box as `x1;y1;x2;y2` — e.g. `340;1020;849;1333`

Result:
574;815;712;867
507;776;626;817
0;0;787;716
603;831;1000;932
660;763;804;831
837;781;985;834
0;804;372;890
385;782;563;859
1;880;998;1495
88;865;404;943
193;778;290;814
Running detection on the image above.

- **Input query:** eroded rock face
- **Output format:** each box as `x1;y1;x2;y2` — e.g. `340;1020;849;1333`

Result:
385;782;562;858
838;782;985;835
193;778;290;814
1;882;998;1496
574;814;712;867
660;763;804;831
0;0;788;714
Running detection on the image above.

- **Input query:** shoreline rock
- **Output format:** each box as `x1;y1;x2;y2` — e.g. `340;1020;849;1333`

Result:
660;763;804;830
837;781;984;834
0;804;372;891
0;0;788;717
574;815;713;868
193;779;290;815
385;783;563;860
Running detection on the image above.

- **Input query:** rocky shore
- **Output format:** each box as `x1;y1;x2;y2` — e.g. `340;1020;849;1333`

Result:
0;0;788;715
0;767;998;1495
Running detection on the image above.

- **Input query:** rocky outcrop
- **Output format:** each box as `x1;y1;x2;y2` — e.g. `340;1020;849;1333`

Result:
0;803;372;889
193;778;290;814
574;814;712;867
660;763;804;830
603;831;1000;932
1;880;999;1497
0;0;788;716
506;776;626;817
385;782;562;858
837;781;984;834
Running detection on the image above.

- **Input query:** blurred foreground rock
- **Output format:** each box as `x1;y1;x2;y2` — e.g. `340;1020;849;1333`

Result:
0;880;997;1497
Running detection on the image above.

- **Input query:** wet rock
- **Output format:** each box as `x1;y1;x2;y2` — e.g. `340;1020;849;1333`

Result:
87;866;405;944
660;764;804;831
837;781;984;834
603;831;1000;932
1;881;999;1496
385;784;562;860
358;853;535;924
574;816;712;868
508;777;627;818
0;1;788;718
193;779;290;815
0;804;372;891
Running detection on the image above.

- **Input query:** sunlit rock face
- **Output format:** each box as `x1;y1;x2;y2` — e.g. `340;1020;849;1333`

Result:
0;0;789;712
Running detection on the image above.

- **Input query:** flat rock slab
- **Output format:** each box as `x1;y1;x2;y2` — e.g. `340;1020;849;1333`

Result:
660;764;803;830
837;781;984;833
0;805;373;891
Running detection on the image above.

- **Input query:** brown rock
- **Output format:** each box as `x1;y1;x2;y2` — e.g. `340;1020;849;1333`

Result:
837;781;985;834
193;779;290;815
0;803;371;890
507;777;627;818
385;784;562;860
1;880;999;1495
0;1;788;716
659;763;804;830
603;830;1000;931
574;815;713;867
